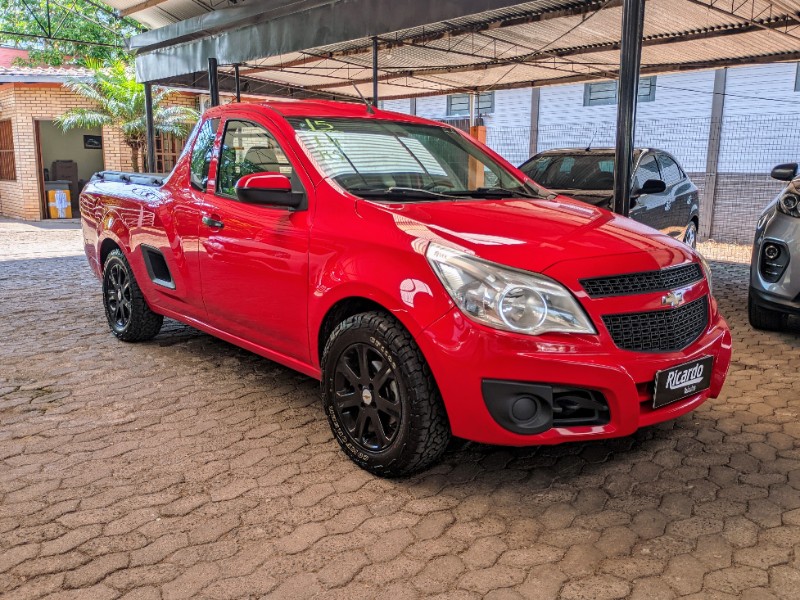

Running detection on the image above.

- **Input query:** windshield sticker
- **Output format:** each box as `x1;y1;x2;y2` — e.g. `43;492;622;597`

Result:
303;119;335;131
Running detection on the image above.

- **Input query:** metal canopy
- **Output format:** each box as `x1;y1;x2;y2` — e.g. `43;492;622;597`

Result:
124;0;800;99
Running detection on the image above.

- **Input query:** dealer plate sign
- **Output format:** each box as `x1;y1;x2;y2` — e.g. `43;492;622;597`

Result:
653;355;714;409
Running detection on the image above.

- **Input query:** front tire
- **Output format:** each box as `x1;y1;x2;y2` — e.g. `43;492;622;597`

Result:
684;220;698;249
321;311;450;477
748;291;784;331
102;249;163;342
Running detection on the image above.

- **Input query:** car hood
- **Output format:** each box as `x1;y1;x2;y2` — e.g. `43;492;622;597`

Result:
361;195;694;274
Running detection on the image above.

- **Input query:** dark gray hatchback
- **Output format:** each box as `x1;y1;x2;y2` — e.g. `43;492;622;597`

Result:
520;148;701;248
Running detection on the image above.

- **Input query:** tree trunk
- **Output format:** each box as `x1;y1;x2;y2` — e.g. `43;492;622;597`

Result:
128;143;140;173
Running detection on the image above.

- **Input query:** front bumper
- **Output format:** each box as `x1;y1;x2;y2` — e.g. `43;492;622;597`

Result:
749;286;800;317
418;308;732;446
751;205;800;299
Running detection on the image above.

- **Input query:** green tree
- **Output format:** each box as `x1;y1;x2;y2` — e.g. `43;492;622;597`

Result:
55;62;199;173
1;0;143;66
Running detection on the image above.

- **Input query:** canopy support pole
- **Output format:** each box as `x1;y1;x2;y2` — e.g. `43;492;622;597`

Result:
372;36;378;105
144;82;156;174
208;57;220;107
234;64;241;101
612;0;646;217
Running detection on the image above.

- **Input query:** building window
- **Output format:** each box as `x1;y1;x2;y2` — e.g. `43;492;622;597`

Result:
0;120;15;181
154;132;187;174
795;63;800;92
584;81;617;106
447;92;495;116
583;77;657;106
637;76;657;102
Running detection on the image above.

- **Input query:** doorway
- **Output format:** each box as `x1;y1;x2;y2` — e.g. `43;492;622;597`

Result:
36;120;105;219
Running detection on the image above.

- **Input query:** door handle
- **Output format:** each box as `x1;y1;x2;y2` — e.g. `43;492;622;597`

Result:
202;215;224;229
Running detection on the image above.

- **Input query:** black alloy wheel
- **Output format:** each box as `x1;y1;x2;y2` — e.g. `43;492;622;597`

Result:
102;249;163;342
332;342;402;452
321;311;450;476
105;261;132;332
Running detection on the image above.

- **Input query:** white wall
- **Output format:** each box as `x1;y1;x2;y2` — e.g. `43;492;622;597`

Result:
39;121;104;181
723;63;800;117
381;99;412;114
483;88;532;129
537;70;717;171
717;63;800;172
538;70;716;127
415;96;448;119
377;63;800;172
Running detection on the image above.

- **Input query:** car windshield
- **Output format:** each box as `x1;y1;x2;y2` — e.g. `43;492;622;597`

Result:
287;117;537;200
521;153;616;191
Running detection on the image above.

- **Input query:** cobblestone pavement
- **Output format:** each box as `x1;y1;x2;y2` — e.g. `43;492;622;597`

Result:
2;219;800;600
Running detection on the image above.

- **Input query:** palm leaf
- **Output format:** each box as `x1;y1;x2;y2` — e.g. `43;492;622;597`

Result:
55;109;112;131
55;60;200;172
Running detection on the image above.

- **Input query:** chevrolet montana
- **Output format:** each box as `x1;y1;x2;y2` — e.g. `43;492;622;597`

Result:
79;100;732;476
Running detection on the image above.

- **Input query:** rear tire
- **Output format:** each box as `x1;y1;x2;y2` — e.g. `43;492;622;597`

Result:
748;291;784;331
102;249;163;342
321;311;450;477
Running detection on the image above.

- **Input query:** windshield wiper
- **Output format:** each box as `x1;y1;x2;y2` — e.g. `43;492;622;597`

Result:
449;186;545;199
352;186;467;200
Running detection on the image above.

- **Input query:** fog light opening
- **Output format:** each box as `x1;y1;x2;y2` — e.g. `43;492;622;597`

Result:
510;395;539;422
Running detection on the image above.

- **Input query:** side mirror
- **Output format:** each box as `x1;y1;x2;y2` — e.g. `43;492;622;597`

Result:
235;172;304;209
771;163;798;182
632;179;666;198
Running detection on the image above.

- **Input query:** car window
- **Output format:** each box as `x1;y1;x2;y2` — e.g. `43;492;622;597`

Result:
656;154;683;187
520;154;616;191
189;118;219;190
634;154;661;190
287;117;528;199
217;120;301;198
521;155;554;182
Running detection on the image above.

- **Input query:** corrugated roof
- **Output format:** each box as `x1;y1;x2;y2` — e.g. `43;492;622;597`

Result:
0;66;93;83
118;0;800;99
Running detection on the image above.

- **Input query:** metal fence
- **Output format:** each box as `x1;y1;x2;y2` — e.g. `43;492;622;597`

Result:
483;114;800;264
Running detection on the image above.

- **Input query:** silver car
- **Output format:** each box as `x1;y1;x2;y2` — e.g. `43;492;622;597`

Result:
749;162;800;330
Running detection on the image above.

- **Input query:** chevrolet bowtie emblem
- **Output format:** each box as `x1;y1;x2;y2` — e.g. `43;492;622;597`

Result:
662;291;685;308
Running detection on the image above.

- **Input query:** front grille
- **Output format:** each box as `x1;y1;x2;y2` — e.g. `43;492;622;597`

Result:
581;263;703;298
602;296;709;352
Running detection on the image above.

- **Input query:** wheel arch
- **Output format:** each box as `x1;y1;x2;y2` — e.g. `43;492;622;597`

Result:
316;296;400;364
98;210;133;266
99;237;122;266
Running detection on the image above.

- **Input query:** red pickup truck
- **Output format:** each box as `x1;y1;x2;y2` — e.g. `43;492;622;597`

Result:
80;100;732;476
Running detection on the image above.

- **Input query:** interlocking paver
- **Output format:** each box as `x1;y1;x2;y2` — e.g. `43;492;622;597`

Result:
3;218;800;598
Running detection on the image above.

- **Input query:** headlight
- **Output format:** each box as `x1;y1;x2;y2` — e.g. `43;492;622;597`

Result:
777;192;800;218
698;254;713;297
426;243;595;335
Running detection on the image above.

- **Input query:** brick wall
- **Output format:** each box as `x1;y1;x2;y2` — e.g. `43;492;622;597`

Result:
0;83;198;220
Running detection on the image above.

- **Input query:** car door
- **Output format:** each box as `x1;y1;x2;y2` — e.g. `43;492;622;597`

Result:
656;152;693;239
629;152;668;231
144;117;220;319
198;115;312;364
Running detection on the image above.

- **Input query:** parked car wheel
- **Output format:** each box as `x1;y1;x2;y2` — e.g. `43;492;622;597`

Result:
102;249;163;342
321;311;450;476
748;290;784;331
684;220;698;248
